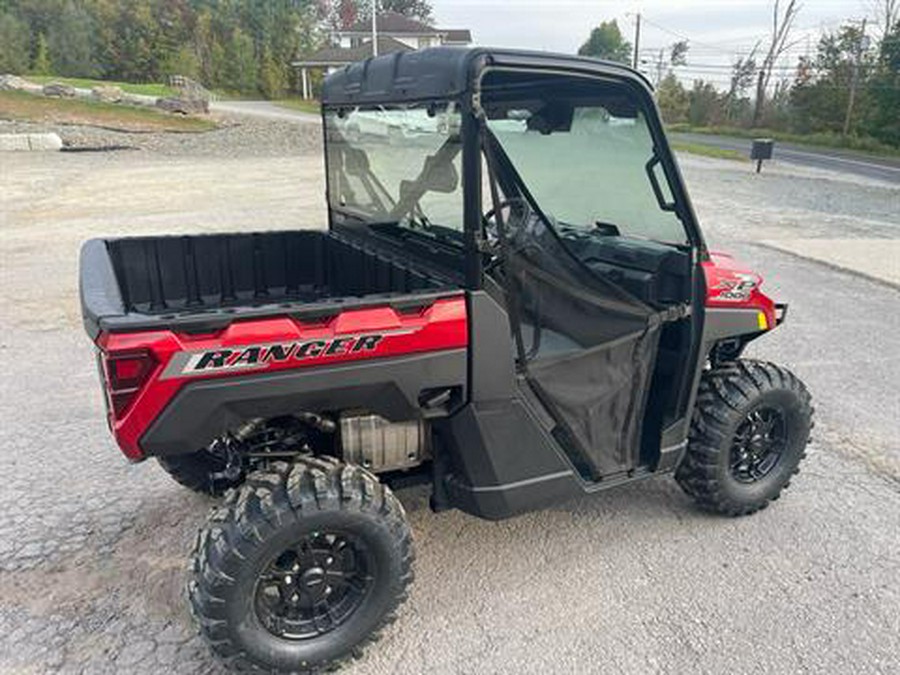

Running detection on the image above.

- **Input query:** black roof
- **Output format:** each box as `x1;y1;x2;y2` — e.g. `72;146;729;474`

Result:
321;47;651;107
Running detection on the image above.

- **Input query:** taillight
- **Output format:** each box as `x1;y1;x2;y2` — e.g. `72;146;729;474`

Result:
103;349;157;418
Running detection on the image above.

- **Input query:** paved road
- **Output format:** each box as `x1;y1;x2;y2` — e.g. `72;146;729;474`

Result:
0;146;898;674
210;100;320;124
203;107;900;185
672;132;900;184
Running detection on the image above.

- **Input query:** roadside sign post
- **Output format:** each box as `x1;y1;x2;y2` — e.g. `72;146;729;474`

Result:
751;138;775;173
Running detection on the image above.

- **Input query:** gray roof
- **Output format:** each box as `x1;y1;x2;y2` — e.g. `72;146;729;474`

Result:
442;29;472;44
294;36;413;66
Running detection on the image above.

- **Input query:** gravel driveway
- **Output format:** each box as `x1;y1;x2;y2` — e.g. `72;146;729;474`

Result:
1;118;898;674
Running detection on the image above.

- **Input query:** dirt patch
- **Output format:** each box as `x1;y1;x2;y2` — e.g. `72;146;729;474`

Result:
1;114;321;157
0;90;216;134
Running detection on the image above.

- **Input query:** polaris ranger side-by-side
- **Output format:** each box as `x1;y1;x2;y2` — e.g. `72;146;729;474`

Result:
79;48;813;672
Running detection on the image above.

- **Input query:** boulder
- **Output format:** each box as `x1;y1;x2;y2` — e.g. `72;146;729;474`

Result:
155;96;209;115
0;74;29;91
42;82;77;98
91;85;124;103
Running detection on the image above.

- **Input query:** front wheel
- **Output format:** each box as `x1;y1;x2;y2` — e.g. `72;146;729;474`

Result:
188;457;413;673
676;359;813;516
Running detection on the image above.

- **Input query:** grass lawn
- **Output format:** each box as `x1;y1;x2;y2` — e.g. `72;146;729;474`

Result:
27;75;178;98
667;123;900;159
0;90;216;133
670;141;746;162
275;98;322;115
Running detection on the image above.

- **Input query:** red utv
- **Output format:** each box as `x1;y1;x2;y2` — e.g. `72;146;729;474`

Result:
79;48;813;672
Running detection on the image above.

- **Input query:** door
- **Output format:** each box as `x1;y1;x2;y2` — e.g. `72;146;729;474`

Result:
480;68;697;480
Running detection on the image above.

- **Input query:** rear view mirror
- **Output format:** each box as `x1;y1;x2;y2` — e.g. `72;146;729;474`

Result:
526;101;574;135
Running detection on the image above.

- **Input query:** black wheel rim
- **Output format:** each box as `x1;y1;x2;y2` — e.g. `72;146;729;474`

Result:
254;531;374;640
729;407;787;484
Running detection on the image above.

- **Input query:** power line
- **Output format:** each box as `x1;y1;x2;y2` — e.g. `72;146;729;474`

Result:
633;12;868;63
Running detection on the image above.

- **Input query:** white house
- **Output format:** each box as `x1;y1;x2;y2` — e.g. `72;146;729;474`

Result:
292;12;473;99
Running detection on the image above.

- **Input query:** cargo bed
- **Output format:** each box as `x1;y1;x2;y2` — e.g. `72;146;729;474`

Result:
79;230;457;338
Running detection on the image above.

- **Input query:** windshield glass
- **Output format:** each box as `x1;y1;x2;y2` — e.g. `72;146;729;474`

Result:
325;103;463;242
483;71;687;245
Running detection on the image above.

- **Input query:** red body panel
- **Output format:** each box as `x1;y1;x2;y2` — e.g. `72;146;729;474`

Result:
96;296;469;461
702;251;776;327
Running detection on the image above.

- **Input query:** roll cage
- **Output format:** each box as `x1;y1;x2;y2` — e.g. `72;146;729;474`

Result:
320;47;708;292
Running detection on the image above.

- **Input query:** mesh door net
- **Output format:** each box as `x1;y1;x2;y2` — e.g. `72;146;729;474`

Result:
505;214;663;480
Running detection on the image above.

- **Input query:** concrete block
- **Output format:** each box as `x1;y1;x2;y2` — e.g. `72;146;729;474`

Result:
0;133;64;151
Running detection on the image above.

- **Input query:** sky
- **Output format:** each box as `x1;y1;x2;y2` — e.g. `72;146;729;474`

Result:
429;1;877;88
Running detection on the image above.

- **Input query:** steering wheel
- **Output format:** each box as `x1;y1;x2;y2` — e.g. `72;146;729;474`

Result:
480;198;528;273
482;198;524;228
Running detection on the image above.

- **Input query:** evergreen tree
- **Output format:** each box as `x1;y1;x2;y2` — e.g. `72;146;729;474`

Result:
0;12;29;73
32;31;51;74
47;1;98;77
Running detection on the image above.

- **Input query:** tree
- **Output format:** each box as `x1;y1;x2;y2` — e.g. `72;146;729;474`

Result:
650;40;690;86
0;12;29;74
753;0;802;125
192;8;224;86
789;24;876;135
380;0;432;22
224;27;256;93
162;44;201;80
32;31;51;74
726;47;758;122
258;46;287;98
688;80;724;126
106;1;161;81
578;20;632;64
864;19;900;145
350;0;434;24
47;1;98;77
868;0;899;45
656;72;689;123
670;40;689;66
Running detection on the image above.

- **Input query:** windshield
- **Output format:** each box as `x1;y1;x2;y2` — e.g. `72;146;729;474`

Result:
325;103;464;242
483;71;688;245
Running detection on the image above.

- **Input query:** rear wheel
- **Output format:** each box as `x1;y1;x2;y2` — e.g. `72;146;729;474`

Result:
157;447;242;496
188;457;413;673
676;359;813;516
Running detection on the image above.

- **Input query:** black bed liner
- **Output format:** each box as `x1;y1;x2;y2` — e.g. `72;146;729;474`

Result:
80;230;457;338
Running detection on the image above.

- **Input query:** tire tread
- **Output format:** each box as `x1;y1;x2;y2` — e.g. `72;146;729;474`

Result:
675;359;813;516
188;457;414;673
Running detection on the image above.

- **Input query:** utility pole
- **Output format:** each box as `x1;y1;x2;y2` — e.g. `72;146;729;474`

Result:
632;12;642;69
655;48;665;86
371;0;378;56
843;18;868;136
